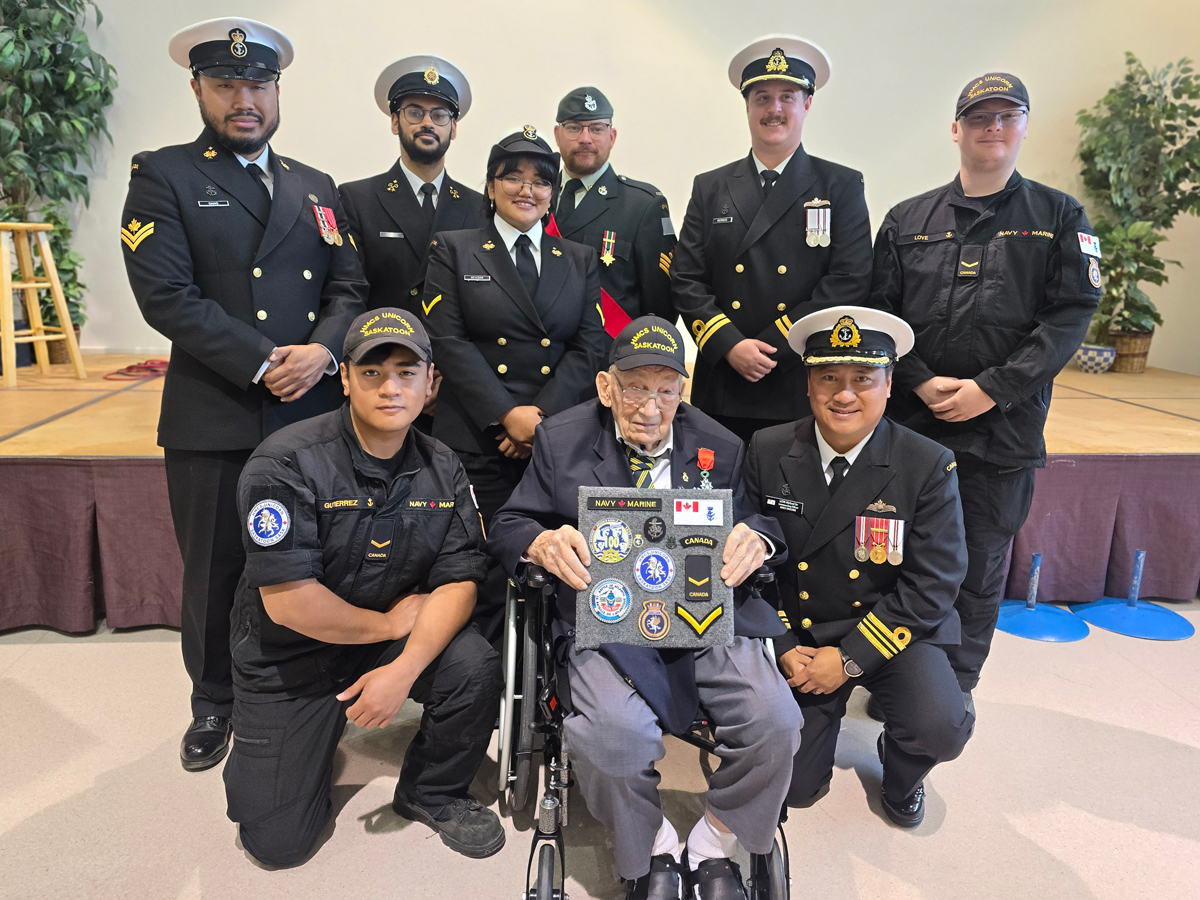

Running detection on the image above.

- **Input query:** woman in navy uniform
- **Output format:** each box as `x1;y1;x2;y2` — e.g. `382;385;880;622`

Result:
745;306;973;828
419;128;607;635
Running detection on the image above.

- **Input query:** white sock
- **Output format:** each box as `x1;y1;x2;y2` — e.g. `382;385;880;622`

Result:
652;816;681;862
685;813;739;871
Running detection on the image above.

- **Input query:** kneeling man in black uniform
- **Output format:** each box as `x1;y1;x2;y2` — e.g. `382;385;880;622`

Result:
224;309;503;865
745;306;972;828
490;316;798;900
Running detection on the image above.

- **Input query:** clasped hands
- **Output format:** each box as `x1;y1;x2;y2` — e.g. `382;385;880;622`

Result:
778;645;848;694
914;377;996;422
262;344;333;402
335;591;427;730
525;521;767;592
496;405;544;459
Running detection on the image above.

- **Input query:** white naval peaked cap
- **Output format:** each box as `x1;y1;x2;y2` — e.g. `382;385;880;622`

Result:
728;35;831;93
374;55;472;119
168;17;294;73
787;305;914;363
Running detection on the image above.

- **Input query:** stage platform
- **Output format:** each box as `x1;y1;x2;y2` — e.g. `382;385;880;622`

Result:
1;355;1197;631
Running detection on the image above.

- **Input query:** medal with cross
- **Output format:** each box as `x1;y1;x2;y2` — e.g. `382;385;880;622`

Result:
600;230;616;266
697;447;715;490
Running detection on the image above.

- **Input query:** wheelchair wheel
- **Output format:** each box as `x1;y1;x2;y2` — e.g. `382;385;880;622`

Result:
511;605;539;811
498;584;520;796
534;843;555;900
749;831;790;900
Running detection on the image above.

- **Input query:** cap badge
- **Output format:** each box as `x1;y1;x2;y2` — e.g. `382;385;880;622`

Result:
830;316;862;348
522;124;538;141
766;48;789;73
424;66;440;85
584;94;598;112
597;185;608;196
229;29;248;59
203;146;217;160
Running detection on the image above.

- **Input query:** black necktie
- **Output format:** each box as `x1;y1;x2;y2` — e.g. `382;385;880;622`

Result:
828;456;850;496
246;162;271;204
420;182;437;224
761;169;779;199
514;233;540;302
557;178;583;226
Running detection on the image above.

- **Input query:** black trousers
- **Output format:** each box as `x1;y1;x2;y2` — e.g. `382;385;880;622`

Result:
786;641;974;806
945;457;1037;691
708;414;788;446
456;449;529;644
163;448;253;718
223;624;502;867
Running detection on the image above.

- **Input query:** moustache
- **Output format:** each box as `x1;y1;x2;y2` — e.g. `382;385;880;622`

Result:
414;129;439;139
226;111;263;125
760;116;787;126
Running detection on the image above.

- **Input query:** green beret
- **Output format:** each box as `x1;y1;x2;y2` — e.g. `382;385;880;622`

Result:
556;86;613;122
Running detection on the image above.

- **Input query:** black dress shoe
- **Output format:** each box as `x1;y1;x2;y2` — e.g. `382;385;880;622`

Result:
877;733;925;827
392;794;505;859
866;693;886;722
180;716;231;771
624;854;687;899
690;858;747;900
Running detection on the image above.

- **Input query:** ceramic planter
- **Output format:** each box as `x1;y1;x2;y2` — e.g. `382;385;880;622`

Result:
1075;342;1117;374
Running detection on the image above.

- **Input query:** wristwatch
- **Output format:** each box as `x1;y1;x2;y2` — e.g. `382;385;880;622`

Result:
839;647;863;678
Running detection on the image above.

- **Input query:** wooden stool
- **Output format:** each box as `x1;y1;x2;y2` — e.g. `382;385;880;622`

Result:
0;222;88;387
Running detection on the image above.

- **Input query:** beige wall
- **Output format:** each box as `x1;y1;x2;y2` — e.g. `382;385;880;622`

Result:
74;0;1199;373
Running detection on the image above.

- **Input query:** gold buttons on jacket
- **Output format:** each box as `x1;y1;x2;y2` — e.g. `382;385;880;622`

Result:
731;301;741;310
256;310;267;320
798;561;808;571
799;591;809;600
777;265;787;274
252;267;262;278
801;618;812;629
497;364;508;374
852;601;862;608
303;269;312;280
307;311;315;322
410;287;419;296
735;264;744;273
849;569;860;580
777;303;787;311
540;365;551;375
497;337;507;346
541;338;551;347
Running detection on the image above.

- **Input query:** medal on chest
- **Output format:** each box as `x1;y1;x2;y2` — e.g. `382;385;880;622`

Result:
804;197;831;248
855;514;904;565
313;204;343;246
697;447;715;490
600;230;616;266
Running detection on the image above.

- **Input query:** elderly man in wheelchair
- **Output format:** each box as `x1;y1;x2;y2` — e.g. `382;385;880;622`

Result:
489;317;800;900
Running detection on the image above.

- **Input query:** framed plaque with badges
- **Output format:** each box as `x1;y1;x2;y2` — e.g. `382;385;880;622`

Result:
575;486;734;650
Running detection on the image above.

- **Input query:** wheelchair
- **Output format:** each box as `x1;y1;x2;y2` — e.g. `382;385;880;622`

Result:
496;565;791;900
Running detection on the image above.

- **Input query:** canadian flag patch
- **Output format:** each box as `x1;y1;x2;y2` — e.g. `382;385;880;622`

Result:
1078;233;1102;257
674;498;723;526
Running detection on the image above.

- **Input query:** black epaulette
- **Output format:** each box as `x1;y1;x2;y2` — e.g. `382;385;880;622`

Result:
616;173;666;201
129;151;151;175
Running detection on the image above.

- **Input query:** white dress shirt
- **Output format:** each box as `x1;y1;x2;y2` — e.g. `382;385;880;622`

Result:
561;160;610;212
235;145;274;199
400;158;446;208
813;423;876;485
752;149;796;190
493;215;543;274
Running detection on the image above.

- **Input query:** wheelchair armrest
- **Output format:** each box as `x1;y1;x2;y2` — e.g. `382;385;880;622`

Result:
751;565;775;589
527;565;550;589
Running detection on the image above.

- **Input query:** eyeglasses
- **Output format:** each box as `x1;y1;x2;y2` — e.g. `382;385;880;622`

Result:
560;122;612;139
497;174;554;199
960;108;1027;130
398;105;454;126
614;374;683;409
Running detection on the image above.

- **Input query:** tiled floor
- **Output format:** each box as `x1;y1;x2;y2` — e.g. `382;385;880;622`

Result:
1;607;1198;900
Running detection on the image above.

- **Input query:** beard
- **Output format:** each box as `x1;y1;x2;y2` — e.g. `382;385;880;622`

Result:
199;98;281;156
400;126;450;166
562;144;607;177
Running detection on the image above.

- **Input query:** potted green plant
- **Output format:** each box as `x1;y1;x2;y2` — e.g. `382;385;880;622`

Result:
0;0;116;355
1076;53;1200;373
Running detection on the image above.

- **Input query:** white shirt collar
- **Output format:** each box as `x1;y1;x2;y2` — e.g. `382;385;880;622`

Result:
493;214;543;253
399;158;446;199
563;160;610;191
752;148;796;177
615;420;673;458
814;422;875;475
235;144;271;171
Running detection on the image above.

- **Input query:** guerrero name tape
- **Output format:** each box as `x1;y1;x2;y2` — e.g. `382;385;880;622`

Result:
575;486;734;650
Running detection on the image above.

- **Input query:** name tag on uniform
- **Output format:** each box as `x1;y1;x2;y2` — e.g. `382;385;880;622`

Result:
379;231;404;238
464;275;491;282
712;216;734;224
765;495;802;514
197;200;229;208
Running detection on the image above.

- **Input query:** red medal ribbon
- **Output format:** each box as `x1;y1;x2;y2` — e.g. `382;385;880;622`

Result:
697;448;715;471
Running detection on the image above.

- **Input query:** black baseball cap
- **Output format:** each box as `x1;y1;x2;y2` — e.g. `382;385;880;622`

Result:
486;127;559;171
956;72;1029;118
610;316;688;377
557;87;613;122
343;308;431;363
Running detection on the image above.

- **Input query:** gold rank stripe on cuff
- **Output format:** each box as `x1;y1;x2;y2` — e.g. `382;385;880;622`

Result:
694;314;731;352
659;251;672;276
777;608;791;629
120;219;154;252
774;313;794;340
857;611;912;660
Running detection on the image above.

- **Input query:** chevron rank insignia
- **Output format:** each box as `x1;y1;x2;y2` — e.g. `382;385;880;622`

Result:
422;294;442;316
676;604;724;636
121;218;154;252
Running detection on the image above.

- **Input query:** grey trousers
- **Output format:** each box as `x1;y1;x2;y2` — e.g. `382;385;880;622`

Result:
564;637;801;880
